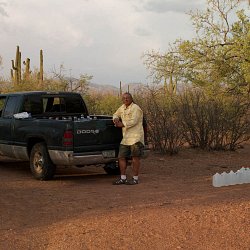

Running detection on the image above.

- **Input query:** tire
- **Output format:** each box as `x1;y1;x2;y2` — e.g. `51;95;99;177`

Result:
30;142;56;180
103;162;120;175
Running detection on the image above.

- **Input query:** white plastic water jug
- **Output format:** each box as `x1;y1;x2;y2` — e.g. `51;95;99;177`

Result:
212;173;221;187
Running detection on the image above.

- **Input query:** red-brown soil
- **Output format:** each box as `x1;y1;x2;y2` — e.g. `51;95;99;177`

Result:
0;143;250;250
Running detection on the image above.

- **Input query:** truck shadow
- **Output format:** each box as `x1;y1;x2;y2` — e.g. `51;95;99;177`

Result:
0;161;113;181
0;161;31;179
53;171;113;182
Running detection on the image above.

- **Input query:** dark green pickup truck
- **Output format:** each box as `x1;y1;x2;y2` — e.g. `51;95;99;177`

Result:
0;91;124;180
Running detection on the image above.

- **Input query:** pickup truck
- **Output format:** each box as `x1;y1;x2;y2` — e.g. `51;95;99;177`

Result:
0;91;126;180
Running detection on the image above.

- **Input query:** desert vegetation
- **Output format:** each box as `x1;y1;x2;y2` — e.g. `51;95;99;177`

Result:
0;0;249;154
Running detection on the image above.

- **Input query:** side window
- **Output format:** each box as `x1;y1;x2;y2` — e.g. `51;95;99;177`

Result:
2;96;18;118
22;96;43;115
0;96;6;117
42;95;88;115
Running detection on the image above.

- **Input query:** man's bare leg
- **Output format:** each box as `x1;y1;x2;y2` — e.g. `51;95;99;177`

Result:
132;157;140;177
118;157;127;176
113;158;128;185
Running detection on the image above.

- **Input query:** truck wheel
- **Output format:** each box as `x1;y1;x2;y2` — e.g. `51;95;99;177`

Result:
103;162;120;175
30;142;56;180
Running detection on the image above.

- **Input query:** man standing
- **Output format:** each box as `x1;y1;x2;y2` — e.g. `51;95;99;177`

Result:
113;92;144;185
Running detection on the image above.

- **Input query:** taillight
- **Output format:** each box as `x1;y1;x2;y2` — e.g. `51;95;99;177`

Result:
63;130;73;146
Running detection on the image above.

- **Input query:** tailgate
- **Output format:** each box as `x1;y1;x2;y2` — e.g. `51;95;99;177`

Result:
73;118;122;152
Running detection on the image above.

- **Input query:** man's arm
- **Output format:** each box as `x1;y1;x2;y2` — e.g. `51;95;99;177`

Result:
122;107;142;128
113;106;122;126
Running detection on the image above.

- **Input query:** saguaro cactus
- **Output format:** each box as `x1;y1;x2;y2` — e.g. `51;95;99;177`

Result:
11;46;21;85
23;58;31;81
164;72;177;95
11;46;44;85
10;69;14;81
39;49;43;85
119;81;122;97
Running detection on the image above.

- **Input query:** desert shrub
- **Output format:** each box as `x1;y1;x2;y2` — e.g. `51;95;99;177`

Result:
84;93;121;115
177;88;250;150
0;70;68;93
136;88;184;154
136;85;249;153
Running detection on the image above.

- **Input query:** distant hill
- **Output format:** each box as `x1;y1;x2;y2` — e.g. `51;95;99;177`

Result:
88;82;146;95
88;83;119;95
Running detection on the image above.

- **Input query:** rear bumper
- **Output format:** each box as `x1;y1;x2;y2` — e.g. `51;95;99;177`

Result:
49;147;150;166
48;150;117;166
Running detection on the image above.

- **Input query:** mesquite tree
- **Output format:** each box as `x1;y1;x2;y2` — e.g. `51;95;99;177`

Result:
144;0;250;94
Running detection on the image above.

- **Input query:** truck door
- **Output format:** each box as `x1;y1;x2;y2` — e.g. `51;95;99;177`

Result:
0;95;20;156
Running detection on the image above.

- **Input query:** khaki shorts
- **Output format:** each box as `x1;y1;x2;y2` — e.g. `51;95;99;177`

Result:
118;142;144;158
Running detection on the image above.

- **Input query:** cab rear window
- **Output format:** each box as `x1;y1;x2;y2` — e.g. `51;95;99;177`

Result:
21;95;88;116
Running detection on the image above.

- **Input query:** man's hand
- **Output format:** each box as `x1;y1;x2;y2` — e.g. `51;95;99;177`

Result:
116;121;124;127
113;118;124;128
113;118;120;124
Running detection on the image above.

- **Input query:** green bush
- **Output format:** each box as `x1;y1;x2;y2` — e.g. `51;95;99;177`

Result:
84;93;121;115
177;88;250;150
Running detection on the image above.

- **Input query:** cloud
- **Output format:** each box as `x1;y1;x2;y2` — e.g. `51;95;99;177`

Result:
0;0;201;85
135;0;203;13
1;1;92;49
134;27;151;37
0;2;8;16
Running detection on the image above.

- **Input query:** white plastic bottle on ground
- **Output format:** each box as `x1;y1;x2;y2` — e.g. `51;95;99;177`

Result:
212;173;221;187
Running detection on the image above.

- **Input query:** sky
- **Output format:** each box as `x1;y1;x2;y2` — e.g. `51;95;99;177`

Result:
0;0;232;86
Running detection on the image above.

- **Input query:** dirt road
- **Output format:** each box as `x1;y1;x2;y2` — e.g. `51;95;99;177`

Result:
0;144;250;249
